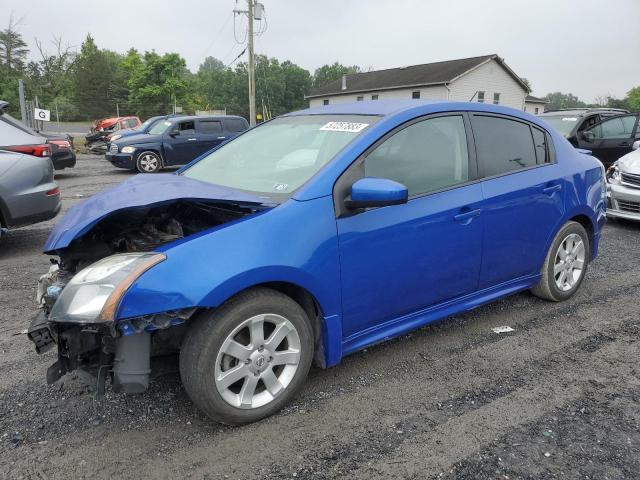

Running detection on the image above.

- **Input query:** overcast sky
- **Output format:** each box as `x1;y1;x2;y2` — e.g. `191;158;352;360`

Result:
4;0;640;102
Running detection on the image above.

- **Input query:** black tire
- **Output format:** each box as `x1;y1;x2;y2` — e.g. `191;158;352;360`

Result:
179;287;314;425
135;151;162;173
531;221;590;302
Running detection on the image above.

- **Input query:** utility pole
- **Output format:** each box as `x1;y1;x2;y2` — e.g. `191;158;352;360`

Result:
18;79;27;123
247;0;256;127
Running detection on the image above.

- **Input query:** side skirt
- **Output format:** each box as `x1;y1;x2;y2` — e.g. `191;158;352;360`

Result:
341;273;541;357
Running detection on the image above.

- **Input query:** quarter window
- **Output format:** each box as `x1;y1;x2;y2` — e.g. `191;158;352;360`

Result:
364;115;469;197
477;91;485;103
224;118;247;132
531;127;548;164
472;115;537;177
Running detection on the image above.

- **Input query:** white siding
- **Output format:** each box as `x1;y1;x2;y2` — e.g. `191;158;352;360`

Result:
447;59;526;110
524;101;546;115
308;85;448;108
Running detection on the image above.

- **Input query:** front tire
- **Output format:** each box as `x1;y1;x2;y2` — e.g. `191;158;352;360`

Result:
531;221;590;302
180;288;314;425
136;151;162;173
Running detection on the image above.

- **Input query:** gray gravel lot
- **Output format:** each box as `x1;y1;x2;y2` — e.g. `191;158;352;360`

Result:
1;154;639;479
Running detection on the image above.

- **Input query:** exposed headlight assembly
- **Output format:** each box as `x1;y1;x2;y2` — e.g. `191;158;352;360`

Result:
606;164;621;185
110;134;122;142
121;146;136;154
49;253;165;324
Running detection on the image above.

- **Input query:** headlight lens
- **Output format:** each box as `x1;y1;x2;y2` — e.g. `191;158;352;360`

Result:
606;164;621;185
110;134;122;141
49;253;165;324
121;146;136;154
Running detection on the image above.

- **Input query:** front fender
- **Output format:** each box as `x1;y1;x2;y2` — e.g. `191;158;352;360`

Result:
116;195;341;321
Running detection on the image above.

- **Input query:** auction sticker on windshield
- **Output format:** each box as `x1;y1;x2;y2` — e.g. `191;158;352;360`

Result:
562;117;578;121
320;122;369;133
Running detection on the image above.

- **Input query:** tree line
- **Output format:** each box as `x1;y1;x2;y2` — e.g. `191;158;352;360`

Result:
0;17;637;122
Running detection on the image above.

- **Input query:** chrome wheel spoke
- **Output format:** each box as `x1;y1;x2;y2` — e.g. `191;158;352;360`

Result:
217;363;249;389
239;375;259;407
557;270;567;286
554;233;586;292
261;368;283;397
222;340;252;361
554;261;565;275
272;349;300;366
265;322;292;350
249;317;265;347
573;259;584;270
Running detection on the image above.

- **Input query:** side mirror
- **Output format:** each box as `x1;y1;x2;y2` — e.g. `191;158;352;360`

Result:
346;177;408;209
169;129;180;137
582;130;595;143
633;140;640;151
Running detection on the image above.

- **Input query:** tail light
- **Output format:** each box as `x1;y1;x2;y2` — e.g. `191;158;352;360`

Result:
49;139;71;150
46;186;60;197
4;144;51;157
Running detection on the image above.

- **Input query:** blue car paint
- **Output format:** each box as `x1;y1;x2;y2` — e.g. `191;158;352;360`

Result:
45;100;606;369
349;177;408;204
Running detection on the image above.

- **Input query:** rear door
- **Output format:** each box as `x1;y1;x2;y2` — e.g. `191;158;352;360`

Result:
471;113;565;289
195;119;226;155
577;114;640;167
163;120;197;165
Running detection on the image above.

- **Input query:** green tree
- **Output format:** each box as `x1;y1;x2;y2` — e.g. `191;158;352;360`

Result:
627;86;640;112
312;62;361;89
544;92;587;111
0;15;28;71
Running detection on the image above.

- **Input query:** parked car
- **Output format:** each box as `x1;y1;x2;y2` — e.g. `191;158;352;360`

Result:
0;101;76;170
573;112;640;167
106;115;249;173
86;116;141;154
0;149;61;235
106;115;171;143
29;100;605;425
538;108;628;143
605;142;640;220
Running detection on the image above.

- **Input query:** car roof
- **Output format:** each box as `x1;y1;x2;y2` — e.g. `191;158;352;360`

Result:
167;115;247;122
539;108;630;117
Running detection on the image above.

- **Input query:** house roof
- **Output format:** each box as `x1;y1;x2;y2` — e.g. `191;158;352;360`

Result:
525;95;548;104
307;54;530;98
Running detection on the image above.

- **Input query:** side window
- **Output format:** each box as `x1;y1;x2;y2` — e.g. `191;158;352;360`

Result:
198;120;223;134
472;115;537;177
178;121;195;135
224;118;247;132
587;115;635;139
364;115;469;197
531;127;548;164
126;118;138;128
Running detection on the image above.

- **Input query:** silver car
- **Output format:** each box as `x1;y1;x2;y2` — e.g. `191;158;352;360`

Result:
0;150;61;235
606;141;640;221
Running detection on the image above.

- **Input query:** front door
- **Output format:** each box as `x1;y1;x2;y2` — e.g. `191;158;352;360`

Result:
163;120;197;165
336;114;484;338
469;113;565;289
577;114;640;167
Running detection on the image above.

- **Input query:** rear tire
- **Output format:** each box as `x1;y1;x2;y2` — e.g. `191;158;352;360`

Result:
531;221;590;302
180;287;314;425
136;151;162;173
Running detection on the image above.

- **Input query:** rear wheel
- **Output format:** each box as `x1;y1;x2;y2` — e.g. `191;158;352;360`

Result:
180;288;314;425
531;221;590;302
136;151;162;173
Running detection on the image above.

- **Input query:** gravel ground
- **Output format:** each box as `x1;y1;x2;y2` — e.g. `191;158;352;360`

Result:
1;154;639;479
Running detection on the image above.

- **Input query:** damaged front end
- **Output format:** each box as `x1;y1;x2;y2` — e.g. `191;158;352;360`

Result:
28;181;268;395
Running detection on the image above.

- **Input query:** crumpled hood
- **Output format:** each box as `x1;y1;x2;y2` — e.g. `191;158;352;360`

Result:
618;149;640;174
43;173;266;253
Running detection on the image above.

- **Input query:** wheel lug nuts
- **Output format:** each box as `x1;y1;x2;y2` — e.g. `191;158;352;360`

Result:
245;359;251;364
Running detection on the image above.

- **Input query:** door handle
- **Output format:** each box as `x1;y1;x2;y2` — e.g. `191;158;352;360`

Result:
187;138;197;141
454;208;481;224
217;136;227;140
620;141;630;146
542;184;562;195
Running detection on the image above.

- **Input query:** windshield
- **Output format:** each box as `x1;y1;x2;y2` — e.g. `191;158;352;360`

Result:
541;115;580;137
148;120;172;135
182;114;379;198
136;117;158;131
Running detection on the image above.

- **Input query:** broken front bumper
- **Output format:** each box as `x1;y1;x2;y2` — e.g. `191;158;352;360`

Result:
606;182;640;221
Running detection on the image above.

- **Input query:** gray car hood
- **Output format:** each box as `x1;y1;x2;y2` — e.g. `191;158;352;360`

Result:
617;149;640;175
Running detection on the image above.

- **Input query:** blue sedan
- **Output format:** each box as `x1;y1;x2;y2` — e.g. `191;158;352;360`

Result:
29;100;606;425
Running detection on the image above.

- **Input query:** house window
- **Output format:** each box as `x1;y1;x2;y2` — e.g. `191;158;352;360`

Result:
477;91;485;103
323;99;329;106
535;107;539;114
356;96;364;101
372;94;379;100
493;93;500;104
412;91;420;99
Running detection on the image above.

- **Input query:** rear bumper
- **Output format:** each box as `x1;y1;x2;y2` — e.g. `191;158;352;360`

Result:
52;151;76;170
606;182;640;221
106;153;135;169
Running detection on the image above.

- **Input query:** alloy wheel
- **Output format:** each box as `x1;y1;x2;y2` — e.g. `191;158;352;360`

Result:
214;313;301;409
553;233;585;292
138;153;159;172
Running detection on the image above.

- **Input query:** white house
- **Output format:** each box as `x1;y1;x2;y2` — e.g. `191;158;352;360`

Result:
306;54;531;110
524;95;548;114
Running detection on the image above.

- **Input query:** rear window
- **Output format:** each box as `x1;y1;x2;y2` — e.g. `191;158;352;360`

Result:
472;115;537;177
224;118;247;132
